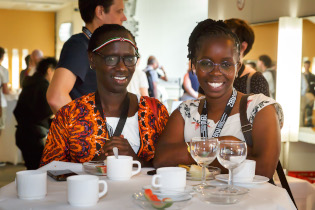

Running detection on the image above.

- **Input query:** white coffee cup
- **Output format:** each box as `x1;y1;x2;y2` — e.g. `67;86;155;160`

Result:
152;167;186;194
107;155;141;180
16;170;47;200
67;175;107;207
233;159;256;183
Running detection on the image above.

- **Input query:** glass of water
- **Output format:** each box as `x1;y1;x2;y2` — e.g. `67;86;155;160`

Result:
217;140;247;193
190;137;219;188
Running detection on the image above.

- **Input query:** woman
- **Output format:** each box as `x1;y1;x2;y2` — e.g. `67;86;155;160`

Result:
153;19;283;179
180;60;199;101
40;25;169;167
14;57;57;169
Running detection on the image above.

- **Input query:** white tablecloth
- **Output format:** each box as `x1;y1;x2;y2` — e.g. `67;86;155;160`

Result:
0;161;297;210
276;176;315;210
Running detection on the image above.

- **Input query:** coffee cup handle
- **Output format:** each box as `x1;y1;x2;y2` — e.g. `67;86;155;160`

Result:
151;174;162;188
131;160;141;176
98;180;108;198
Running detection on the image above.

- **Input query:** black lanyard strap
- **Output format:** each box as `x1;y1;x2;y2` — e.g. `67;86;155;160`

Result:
82;27;92;39
95;91;130;137
200;88;237;138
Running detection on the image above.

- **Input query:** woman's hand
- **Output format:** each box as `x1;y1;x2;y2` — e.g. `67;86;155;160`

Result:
102;135;136;158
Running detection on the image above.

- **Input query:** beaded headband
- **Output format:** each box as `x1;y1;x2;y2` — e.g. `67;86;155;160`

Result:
92;37;138;54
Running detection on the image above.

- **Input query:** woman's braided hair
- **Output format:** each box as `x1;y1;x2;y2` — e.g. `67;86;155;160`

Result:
187;19;241;64
88;24;137;53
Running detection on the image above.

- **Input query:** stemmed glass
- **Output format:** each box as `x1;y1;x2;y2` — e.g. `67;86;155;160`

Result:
190;137;219;189
217;140;247;193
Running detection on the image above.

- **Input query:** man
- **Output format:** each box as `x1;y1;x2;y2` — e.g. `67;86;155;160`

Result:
144;56;168;99
224;18;270;97
303;60;315;126
47;0;127;113
0;47;10;167
28;49;43;76
127;58;149;96
304;60;315;96
257;54;275;98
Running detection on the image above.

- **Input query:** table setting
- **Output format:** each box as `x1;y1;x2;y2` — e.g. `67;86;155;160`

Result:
0;141;297;210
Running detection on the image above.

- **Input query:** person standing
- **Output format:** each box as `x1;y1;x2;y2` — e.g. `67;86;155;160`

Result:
303;60;315;126
257;55;275;98
14;57;57;169
47;0;127;113
144;56;168;99
127;58;149;96
225;19;270;96
20;55;33;88
0;47;9;167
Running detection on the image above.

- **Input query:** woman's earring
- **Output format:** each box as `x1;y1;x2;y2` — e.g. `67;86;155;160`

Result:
90;65;93;70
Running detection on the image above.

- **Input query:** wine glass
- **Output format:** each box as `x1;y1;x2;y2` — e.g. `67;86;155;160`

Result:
190;137;219;189
217;140;247;193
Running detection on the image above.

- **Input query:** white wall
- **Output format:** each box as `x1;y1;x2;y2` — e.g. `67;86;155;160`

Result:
55;2;82;58
134;0;208;79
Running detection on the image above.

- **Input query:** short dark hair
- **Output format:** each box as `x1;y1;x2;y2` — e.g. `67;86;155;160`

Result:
88;24;137;53
79;0;114;24
147;56;156;65
224;18;255;57
36;57;57;76
187;19;240;64
304;60;311;65
0;47;5;60
24;55;31;68
259;55;272;68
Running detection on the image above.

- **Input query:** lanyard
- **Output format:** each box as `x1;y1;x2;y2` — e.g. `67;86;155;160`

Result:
82;27;92;39
95;91;130;137
200;88;237;138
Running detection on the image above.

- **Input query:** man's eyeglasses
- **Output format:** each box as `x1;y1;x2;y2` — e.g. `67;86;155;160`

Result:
94;52;139;67
197;59;239;74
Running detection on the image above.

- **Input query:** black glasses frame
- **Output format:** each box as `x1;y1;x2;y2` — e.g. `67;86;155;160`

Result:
94;52;139;67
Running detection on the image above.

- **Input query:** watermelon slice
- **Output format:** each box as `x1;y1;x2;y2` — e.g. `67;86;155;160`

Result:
143;189;173;209
95;165;107;174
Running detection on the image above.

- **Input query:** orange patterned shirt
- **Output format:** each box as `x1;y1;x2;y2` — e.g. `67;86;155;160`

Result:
40;93;169;166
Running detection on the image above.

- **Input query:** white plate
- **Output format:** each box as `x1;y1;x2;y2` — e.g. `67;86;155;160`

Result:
215;174;269;184
142;185;193;200
132;191;192;209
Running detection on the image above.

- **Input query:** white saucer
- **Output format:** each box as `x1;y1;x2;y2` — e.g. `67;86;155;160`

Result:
142;185;193;200
215;174;269;184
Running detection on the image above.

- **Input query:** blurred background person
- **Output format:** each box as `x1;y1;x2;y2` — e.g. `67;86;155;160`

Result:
0;47;10;167
180;60;199;101
245;61;257;70
258;54;275;98
47;0;127;114
28;49;44;76
14;57;57;169
225;18;270;96
303;60;315;126
19;55;33;88
127;57;149;96
144;56;168;99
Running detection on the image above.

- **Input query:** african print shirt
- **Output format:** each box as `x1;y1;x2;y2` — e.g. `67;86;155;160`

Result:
40;93;169;166
178;94;283;142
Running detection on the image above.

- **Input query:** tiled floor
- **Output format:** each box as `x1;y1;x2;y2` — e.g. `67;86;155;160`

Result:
0;163;26;187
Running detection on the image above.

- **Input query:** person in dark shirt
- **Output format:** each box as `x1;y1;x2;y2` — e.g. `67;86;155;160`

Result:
47;0;127;113
14;57;57;169
225;18;270;96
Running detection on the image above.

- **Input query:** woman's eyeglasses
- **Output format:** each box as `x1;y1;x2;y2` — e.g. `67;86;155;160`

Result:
197;59;239;74
94;52;139;67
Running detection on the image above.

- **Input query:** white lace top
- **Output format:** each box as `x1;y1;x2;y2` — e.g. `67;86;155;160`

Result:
178;94;283;142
